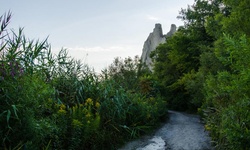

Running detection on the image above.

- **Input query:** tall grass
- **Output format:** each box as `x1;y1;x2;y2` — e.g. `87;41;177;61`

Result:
0;12;167;149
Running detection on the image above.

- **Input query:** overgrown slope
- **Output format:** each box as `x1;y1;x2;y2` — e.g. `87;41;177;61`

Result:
151;0;250;149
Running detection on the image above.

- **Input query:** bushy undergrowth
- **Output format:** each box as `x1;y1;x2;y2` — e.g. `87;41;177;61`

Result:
202;35;250;149
150;0;250;149
0;12;167;149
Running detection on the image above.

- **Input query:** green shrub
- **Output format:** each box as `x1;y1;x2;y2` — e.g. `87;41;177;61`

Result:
0;11;168;150
221;98;250;149
202;34;250;149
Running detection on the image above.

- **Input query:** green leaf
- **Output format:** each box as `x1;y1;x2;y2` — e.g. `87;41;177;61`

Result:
12;105;18;119
7;110;11;127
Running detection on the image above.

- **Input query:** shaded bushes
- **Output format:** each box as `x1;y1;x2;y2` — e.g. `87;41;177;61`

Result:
202;35;250;149
150;0;250;149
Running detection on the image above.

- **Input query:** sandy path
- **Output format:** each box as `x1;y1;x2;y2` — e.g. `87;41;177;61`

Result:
119;110;213;150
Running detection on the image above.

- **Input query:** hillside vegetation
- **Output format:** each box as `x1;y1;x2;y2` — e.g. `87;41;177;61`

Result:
151;0;250;149
1;0;250;149
0;12;167;149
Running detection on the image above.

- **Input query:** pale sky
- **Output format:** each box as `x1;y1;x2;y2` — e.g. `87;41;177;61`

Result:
1;0;194;72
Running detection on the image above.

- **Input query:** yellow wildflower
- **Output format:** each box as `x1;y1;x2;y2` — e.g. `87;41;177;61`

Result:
58;109;67;115
72;119;83;128
95;102;101;108
85;98;93;105
86;113;91;118
60;104;66;110
205;124;211;131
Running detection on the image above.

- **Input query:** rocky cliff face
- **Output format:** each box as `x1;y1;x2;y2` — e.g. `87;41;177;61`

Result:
141;24;176;70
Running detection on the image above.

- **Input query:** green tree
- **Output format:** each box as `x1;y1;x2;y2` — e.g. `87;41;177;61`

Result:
151;0;222;111
203;34;250;149
102;56;144;91
199;0;250;148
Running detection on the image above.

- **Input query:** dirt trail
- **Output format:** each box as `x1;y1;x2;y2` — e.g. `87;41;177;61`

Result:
119;110;213;150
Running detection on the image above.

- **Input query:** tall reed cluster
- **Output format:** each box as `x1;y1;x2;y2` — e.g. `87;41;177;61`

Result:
0;12;167;150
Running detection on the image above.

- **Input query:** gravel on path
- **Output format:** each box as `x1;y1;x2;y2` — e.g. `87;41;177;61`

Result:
119;110;213;150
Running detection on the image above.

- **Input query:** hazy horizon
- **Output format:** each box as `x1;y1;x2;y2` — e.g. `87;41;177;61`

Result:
1;0;194;72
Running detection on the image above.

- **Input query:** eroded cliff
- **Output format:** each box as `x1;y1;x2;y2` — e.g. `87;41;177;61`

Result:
141;24;176;70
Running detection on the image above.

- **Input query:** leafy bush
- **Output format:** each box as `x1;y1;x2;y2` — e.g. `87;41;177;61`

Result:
202;34;250;149
150;0;250;149
0;12;57;149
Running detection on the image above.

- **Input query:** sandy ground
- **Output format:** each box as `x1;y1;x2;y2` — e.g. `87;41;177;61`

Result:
119;110;213;150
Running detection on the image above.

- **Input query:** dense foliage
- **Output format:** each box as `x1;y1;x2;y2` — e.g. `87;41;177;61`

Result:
2;0;250;148
151;0;250;149
0;12;167;149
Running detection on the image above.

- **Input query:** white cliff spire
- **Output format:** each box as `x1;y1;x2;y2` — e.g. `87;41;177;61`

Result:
141;23;176;71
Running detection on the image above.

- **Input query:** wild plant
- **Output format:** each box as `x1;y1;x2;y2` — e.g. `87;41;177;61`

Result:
0;12;56;149
0;11;168;150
